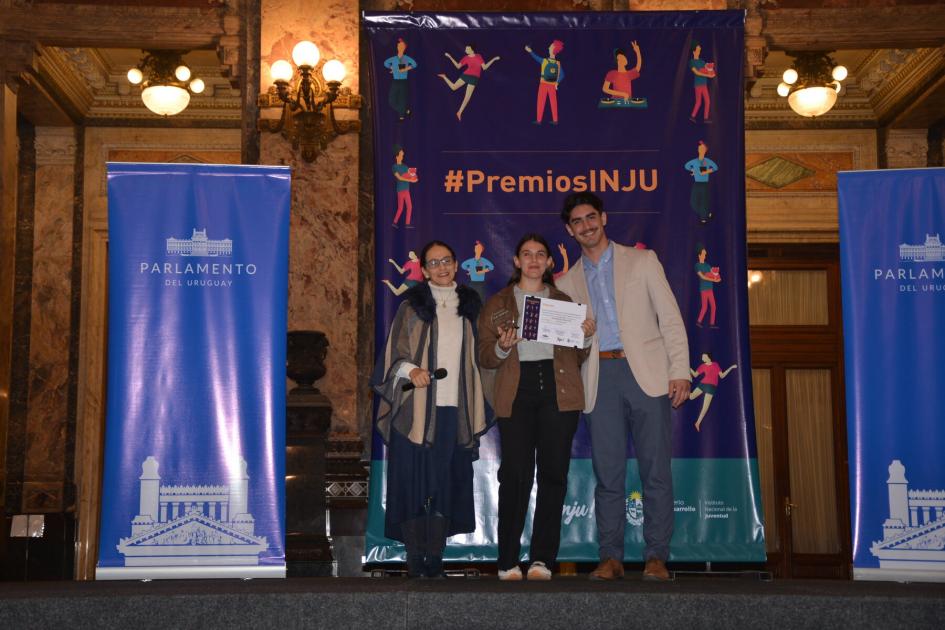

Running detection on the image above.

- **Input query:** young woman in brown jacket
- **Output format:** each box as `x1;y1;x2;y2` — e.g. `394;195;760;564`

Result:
478;233;595;581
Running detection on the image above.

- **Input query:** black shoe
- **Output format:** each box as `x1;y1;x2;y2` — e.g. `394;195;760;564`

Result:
425;514;449;578
405;549;426;578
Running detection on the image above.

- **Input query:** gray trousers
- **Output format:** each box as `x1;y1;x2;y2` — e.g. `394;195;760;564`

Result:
587;358;673;562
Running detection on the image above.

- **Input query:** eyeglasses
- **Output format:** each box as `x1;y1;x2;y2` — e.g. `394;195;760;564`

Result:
425;256;454;268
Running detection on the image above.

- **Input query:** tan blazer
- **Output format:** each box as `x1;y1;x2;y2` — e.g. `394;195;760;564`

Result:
556;242;690;412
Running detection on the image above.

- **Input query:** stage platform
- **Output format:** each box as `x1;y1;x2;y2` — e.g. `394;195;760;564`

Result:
2;574;943;629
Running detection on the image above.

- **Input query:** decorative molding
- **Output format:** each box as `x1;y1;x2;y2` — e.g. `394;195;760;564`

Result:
0;4;228;51
0;39;37;89
97;139;240;194
885;129;929;169
870;48;945;121
58;48;107;92
34;127;76;165
762;6;945;52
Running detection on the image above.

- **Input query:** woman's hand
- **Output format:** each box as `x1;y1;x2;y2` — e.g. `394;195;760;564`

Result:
497;325;521;351
581;318;597;338
408;367;432;389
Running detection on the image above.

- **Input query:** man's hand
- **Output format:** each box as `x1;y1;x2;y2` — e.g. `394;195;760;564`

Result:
669;379;690;408
581;319;597;338
408;367;432;389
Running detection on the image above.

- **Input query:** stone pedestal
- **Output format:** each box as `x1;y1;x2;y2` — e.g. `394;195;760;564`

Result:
285;331;333;577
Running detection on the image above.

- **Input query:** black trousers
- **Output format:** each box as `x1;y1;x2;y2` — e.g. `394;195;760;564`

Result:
497;360;579;570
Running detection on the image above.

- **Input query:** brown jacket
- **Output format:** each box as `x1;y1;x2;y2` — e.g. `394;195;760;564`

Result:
478;284;588;418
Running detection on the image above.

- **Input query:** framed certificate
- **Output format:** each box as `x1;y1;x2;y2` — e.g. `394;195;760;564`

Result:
518;295;587;348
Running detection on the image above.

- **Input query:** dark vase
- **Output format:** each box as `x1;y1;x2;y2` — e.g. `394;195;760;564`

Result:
286;330;329;393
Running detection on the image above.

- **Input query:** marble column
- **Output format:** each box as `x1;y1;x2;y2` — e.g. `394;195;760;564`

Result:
22;127;76;513
0;83;16;514
260;0;361;437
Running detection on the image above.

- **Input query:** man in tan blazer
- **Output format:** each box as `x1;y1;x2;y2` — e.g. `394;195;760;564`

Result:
556;192;690;581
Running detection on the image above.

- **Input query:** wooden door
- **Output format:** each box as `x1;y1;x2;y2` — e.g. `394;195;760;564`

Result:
748;245;851;579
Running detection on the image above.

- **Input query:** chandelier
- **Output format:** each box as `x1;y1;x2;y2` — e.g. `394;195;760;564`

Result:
777;52;848;118
127;51;205;117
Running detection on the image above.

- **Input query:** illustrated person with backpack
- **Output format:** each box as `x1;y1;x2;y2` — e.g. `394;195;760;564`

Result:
526;40;565;125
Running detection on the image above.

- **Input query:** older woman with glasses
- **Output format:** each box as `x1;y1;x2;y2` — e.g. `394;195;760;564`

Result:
372;240;492;578
478;233;595;581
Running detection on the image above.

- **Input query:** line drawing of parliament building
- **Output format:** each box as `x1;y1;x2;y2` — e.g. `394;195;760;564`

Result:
166;228;233;257
115;456;268;567
899;234;945;262
870;460;945;572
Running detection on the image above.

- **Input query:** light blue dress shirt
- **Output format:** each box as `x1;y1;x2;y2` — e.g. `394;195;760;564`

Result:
583;242;622;351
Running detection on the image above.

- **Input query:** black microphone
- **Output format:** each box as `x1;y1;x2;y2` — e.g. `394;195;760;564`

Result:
402;368;448;391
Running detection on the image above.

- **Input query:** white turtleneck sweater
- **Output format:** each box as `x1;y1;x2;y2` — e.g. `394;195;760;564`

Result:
397;282;463;407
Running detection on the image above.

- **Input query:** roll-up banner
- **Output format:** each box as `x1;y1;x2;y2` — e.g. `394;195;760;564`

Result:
839;168;945;583
96;163;290;580
364;10;764;564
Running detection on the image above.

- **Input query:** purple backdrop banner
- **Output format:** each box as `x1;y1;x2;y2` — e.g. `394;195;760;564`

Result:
364;11;764;563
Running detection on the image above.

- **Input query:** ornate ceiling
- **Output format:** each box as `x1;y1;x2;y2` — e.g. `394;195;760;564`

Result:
2;0;944;129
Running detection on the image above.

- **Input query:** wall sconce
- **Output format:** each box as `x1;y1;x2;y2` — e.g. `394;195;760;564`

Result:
258;41;361;162
127;51;205;117
777;52;847;118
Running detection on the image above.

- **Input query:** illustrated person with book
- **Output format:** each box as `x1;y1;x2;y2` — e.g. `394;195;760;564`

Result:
478;233;594;581
694;243;721;327
371;240;491;578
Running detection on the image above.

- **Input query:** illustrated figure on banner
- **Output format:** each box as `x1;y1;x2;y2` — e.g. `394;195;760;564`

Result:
478;233;595;581
371;241;492;579
382;250;424;296
599;42;647;109
694;243;721;328
392;144;418;228
684;140;719;225
525;40;565;125
555;192;690;582
689;352;737;432
437;45;501;121
460;240;495;302
383;37;417;122
552;243;570;280
688;40;716;122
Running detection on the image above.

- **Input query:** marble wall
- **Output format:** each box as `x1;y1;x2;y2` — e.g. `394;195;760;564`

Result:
22;127;76;513
260;0;361;435
886;129;930;169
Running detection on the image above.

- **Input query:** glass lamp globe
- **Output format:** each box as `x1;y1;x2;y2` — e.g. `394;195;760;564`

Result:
292;41;320;69
189;78;205;94
174;65;192;82
777;82;790;97
322;59;346;83
787;86;838;118
141;85;191;116
127;68;143;85
832;65;848;81
270;60;294;82
782;68;798;85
